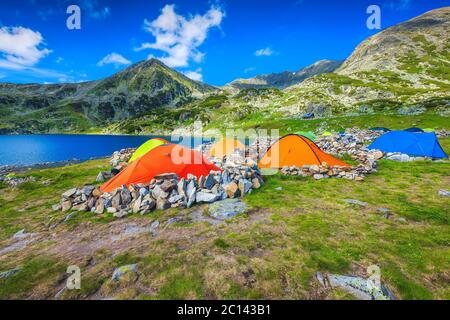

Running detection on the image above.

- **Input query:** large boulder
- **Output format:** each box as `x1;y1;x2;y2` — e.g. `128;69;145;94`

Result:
160;180;176;193
196;191;219;204
120;188;132;206
187;187;196;208
156;198;171;210
132;196;142;214
204;173;216;190
238;179;252;196
61;200;72;212
177;178;186;197
224;182;240;198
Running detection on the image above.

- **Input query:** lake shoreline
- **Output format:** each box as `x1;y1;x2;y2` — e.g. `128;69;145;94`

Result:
0;134;173;168
0;157;108;176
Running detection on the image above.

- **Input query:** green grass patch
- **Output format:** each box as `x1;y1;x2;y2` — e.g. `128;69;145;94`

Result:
0;256;66;299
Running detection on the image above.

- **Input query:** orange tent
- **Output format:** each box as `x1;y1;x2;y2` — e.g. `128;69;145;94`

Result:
258;134;349;168
209;138;246;158
101;144;221;192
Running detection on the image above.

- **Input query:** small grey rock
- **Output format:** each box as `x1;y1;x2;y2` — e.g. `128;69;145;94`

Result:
139;187;149;197
187;187;196;208
62;188;77;199
150;220;160;229
0;267;21;279
343;199;368;207
196;191;219;204
111;264;137;281
52;204;62;211
13;229;27;239
96;172;106;182
113;210;128;219
82;185;95;196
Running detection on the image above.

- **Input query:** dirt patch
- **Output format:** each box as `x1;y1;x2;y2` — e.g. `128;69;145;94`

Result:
7;205;271;264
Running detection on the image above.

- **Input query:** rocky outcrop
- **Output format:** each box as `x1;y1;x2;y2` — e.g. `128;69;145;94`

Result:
0;59;217;133
337;7;450;80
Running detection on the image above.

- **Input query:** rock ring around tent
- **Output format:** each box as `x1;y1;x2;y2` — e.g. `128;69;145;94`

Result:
101;144;221;192
368;131;448;159
258;134;350;169
128;138;170;163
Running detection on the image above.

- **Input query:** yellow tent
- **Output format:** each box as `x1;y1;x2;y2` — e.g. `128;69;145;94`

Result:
128;138;169;163
209;138;245;158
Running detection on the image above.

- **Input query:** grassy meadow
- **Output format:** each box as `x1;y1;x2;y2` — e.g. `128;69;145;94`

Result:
0;136;448;300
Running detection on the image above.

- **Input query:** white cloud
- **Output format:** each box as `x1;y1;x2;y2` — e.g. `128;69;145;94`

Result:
56;57;64;64
255;47;273;57
97;53;131;67
0;26;51;67
137;4;225;68
183;68;203;81
0;26;85;82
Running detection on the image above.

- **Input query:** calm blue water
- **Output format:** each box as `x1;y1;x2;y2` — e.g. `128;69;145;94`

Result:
0;134;209;166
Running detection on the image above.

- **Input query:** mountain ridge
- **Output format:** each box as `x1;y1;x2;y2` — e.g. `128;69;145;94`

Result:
0;7;449;134
224;60;343;91
0;59;218;133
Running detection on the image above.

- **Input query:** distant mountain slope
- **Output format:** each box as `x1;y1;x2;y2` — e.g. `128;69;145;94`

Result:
225;60;342;90
0;59;217;133
0;7;448;135
159;7;449;135
337;6;450;83
279;6;450;117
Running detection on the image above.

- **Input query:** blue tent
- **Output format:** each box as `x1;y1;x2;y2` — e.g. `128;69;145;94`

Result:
368;131;448;159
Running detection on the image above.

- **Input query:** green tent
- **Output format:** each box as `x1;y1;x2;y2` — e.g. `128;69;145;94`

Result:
423;128;435;132
128;138;169;163
295;131;317;141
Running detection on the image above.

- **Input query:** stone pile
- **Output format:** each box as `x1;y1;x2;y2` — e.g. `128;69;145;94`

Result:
0;175;36;187
247;137;277;161
110;148;135;167
436;129;450;138
315;128;382;157
57;166;264;218
207;149;259;169
278;129;385;180
316;272;395;300
280;161;375;181
199;137;276;162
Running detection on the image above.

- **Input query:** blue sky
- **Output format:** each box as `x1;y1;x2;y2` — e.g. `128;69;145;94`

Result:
0;0;448;85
